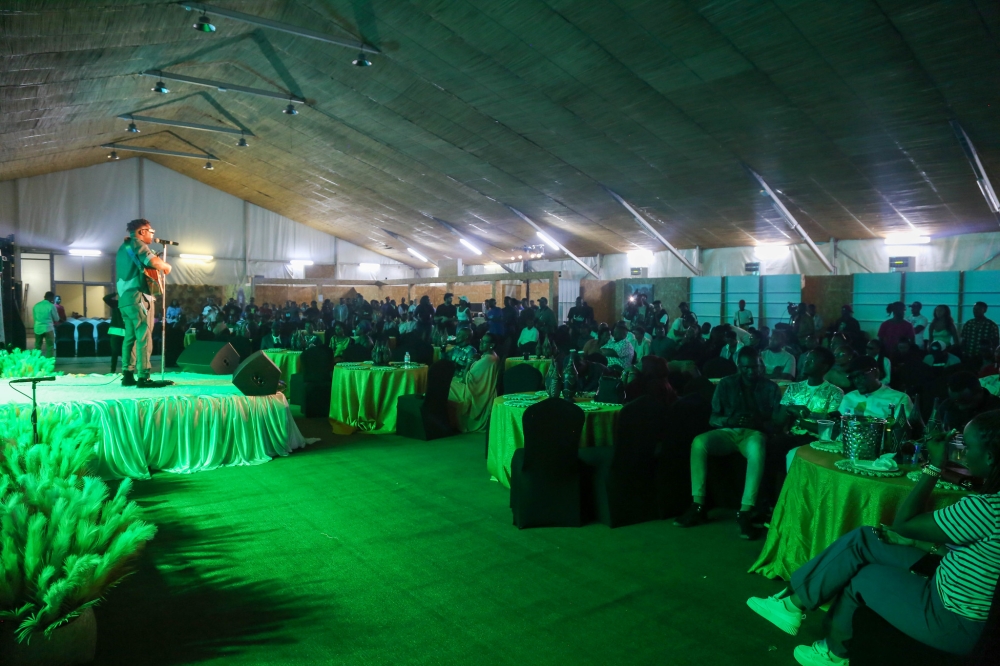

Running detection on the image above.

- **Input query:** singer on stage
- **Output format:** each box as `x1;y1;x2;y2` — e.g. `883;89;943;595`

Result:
116;218;172;388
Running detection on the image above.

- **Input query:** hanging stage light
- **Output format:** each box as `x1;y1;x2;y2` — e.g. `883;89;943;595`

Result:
127;116;140;133
193;13;216;32
203;161;214;170
283;98;298;115
107;146;119;160
236;132;249;148
352;52;372;67
152;80;170;94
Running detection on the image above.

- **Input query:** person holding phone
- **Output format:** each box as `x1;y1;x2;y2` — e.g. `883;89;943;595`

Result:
746;410;1000;665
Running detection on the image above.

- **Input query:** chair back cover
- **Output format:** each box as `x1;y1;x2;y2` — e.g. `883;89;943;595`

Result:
300;345;333;382
596;375;625;404
521;398;585;470
424;360;456;415
96;321;111;338
76;321;94;338
504;363;544;394
55;322;75;340
613;395;662;469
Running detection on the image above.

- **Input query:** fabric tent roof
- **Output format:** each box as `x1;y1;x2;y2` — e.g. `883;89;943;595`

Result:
2;0;999;267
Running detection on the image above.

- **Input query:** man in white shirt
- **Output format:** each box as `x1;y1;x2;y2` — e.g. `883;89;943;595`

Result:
734;299;754;328
516;318;539;353
837;355;914;419
907;301;929;349
32;291;61;358
601;321;635;374
761;331;796;380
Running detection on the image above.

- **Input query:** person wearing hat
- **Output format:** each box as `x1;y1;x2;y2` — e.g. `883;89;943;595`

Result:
907;301;929;349
837;355;914;421
456;295;472;331
534;296;557;336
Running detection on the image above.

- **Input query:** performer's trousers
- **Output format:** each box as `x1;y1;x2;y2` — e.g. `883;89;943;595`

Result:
121;298;154;378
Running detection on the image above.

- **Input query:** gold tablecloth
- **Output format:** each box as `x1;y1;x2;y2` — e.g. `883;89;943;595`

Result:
263;349;303;394
749;446;966;580
504;356;553;377
486;395;622;489
328;363;428;435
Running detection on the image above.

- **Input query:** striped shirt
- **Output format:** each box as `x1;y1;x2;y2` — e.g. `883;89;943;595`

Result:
933;493;1000;621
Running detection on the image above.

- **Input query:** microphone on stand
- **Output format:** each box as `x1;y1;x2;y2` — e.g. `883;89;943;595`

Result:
154;238;179;246
9;376;57;384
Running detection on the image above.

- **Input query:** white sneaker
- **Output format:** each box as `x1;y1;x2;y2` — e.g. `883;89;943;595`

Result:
746;594;804;635
793;640;849;666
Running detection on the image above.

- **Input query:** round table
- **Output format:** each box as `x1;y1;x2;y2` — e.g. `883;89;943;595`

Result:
328;362;428;435
486;394;623;489
749;445;966;580
263;349;302;394
504;356;553;377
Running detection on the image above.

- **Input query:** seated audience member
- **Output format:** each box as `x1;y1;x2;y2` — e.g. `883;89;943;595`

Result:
516;316;539;354
761;331;796;380
260;322;284;350
865;338;892;386
794;335;820;380
892;336;925;369
878;301;916;352
397;313;416;335
938;371;1000;432
978;344;1000;378
719;327;743;361
837;355;914;422
747;410;1000;665
304;300;321;322
293;322;321;351
343;323;374;362
623;355;677;410
165;299;183;325
668;310;693;342
328;322;351;360
600;321;635;375
650;322;674;359
447;328;478;376
572;354;607;393
673;322;708;363
824;343;856;392
780;348;844;435
792;301;814;344
431;320;450;347
448;334;499;433
924;340;962;368
808;304;823;332
983;374;1000;398
674;347;780;540
628;325;651;369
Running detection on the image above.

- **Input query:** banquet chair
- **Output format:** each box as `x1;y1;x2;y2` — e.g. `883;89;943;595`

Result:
75;321;96;357
290;346;333;417
228;336;253;361
701;357;737;380
510;398;586;529
579;395;664;528
848;575;1000;666
396;360;456;441
656;392;712;518
96;321;111;356
55;322;76;357
502;363;544;395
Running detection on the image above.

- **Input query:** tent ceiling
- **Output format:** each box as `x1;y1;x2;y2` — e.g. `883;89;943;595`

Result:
2;0;999;266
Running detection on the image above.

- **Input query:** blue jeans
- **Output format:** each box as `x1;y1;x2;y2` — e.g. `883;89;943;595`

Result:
790;527;984;657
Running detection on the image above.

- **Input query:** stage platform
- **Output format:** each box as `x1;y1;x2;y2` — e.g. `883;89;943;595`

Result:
0;373;307;480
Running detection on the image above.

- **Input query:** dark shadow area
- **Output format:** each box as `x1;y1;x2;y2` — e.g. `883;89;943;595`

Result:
94;516;329;665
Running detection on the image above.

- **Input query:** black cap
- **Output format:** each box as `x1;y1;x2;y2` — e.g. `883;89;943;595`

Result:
847;355;878;374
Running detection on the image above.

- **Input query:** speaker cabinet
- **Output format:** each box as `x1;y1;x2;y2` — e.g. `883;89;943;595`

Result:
232;351;281;396
176;341;240;375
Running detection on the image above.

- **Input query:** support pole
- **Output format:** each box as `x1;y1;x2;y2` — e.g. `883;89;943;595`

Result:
160;244;168;381
605;189;701;276
506;206;601;279
744;165;836;274
951;120;1000;227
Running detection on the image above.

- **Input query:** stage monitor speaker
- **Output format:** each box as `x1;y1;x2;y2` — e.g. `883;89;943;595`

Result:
177;341;240;375
232;351;281;396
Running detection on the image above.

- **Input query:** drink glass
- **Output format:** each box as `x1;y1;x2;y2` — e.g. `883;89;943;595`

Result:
817;420;835;442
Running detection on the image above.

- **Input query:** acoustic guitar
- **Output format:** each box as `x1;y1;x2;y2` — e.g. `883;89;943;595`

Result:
143;252;165;297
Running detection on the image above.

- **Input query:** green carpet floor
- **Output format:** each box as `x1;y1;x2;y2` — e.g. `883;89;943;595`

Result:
94;419;825;665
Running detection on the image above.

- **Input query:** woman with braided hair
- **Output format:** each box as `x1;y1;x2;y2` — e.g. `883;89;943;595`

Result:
746;410;1000;666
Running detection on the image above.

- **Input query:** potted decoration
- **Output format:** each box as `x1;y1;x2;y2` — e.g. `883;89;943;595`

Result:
0;413;156;665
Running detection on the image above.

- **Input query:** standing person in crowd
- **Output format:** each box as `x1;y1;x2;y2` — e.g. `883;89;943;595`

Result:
435;293;458;335
879;301;916;353
259;302;272;321
102;291;126;373
793;302;815;344
747;410;1000;666
53;294;67;322
761;331;796;380
865;338;892;386
734;299;754;328
668;311;694;342
600;321;635;376
165;299;183;326
334;298;349;325
962;302;1000;366
320;299;334;328
244;297;259;318
535;296;557;337
927;304;961;350
809;304;823;332
647;300;665;330
32;291;60;358
567;296;588;328
222;298;242;321
675;346;780;540
502;297;519;341
414;295;435;338
828;305;862;345
304;300;321;323
115;218;172;388
398;298;408;317
456;296;472;331
485;299;505;344
202;297;219;327
907;301;928;349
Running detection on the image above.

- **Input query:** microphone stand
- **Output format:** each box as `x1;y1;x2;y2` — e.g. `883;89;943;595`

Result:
161;243;168;382
29;378;42;444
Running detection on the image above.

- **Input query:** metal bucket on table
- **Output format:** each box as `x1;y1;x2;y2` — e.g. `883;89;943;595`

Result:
841;416;887;461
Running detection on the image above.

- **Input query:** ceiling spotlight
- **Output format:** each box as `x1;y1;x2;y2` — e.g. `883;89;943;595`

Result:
518;254;523;259
283;97;298;115
152;80;169;94
352;52;372;67
193;13;216;33
126;120;140;133
236;133;249;148
406;247;429;263
107;147;119;160
203;161;214;170
459;238;482;255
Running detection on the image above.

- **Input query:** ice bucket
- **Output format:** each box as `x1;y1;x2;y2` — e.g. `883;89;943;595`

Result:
841;415;886;461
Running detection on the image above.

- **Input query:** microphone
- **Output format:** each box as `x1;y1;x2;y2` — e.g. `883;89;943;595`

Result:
9;376;57;384
154;238;179;246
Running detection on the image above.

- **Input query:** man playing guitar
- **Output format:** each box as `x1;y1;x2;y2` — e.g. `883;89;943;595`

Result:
116;219;173;387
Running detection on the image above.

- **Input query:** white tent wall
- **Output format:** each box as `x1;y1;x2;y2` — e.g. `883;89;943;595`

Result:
0;180;18;238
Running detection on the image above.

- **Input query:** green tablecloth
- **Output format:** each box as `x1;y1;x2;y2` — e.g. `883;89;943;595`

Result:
184;330;197;348
504;356;553;377
486;395;623;488
328;362;428;435
749;445;966;580
264;349;303;394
